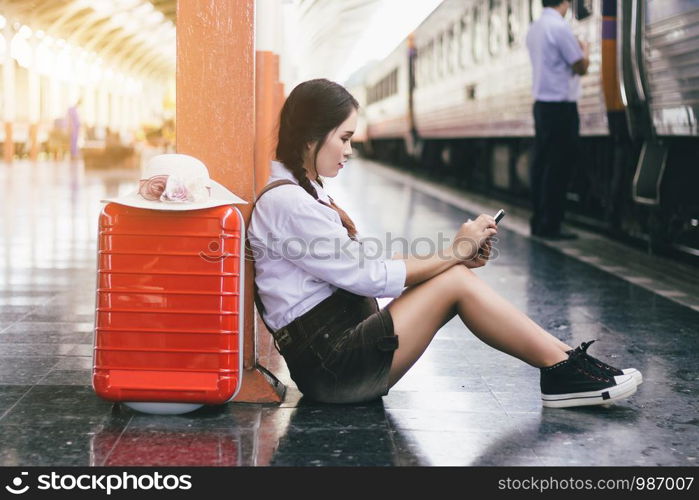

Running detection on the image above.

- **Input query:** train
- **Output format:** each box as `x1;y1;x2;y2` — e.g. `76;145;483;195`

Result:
349;0;699;260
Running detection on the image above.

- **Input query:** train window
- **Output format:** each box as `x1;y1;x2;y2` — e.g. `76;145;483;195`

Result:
460;12;471;68
426;40;434;84
413;48;418;88
418;44;425;86
451;24;460;72
444;27;451;74
507;0;522;46
489;0;506;56
441;34;447;77
425;41;430;82
417;45;424;87
442;31;448;75
473;4;486;62
415;47;421;88
448;29;454;72
447;26;459;74
431;39;437;79
441;31;449;75
452;21;461;71
573;0;592;20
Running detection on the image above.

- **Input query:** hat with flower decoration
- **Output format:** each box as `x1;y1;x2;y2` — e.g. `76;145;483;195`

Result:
101;153;247;210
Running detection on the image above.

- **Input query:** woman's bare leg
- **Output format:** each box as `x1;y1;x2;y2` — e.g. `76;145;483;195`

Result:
467;270;575;354
386;265;571;387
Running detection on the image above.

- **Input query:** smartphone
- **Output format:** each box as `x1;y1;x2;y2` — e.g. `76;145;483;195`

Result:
494;209;506;224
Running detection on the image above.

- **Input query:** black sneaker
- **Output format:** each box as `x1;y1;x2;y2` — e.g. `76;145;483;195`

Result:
567;340;642;385
540;349;637;408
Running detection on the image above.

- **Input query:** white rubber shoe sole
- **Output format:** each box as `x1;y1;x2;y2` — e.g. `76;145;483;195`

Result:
542;374;638;408
622;368;643;385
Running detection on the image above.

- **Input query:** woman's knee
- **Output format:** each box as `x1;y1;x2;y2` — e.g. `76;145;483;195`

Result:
441;265;478;294
398;265;476;305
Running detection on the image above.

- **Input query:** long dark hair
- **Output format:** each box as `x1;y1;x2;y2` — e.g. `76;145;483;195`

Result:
275;78;359;239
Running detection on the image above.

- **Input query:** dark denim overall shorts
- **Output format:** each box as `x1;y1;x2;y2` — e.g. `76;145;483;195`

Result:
253;180;399;404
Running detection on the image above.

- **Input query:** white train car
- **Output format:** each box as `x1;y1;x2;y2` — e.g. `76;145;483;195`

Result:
362;38;412;141
358;0;699;260
411;0;606;138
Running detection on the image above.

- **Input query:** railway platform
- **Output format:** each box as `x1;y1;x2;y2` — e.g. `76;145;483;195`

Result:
0;157;697;466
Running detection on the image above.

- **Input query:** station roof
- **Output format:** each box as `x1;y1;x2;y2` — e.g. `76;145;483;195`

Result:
150;0;175;24
1;0;389;84
3;0;176;80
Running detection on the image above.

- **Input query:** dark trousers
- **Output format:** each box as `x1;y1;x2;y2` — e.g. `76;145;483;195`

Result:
530;101;580;235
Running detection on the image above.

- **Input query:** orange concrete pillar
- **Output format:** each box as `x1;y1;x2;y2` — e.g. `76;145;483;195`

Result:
3;123;13;163
271;54;284;118
255;0;285;193
177;0;284;403
29;124;39;161
255;52;277;194
276;82;285;119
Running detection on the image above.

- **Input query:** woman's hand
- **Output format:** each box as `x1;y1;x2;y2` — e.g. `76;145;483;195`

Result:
464;237;493;269
451;215;497;264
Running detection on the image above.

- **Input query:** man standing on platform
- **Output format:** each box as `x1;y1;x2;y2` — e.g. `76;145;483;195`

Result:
526;0;589;240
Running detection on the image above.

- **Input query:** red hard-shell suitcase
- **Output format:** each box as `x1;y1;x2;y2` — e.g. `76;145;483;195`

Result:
93;203;244;406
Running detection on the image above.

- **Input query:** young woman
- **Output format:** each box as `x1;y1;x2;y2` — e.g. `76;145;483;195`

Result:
248;78;641;408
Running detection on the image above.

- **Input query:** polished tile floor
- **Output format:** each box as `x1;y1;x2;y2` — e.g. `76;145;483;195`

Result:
0;158;697;466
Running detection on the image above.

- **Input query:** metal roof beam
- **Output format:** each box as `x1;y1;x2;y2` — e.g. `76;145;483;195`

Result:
39;2;93;38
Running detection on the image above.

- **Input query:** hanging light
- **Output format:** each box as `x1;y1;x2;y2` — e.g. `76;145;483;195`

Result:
18;24;32;38
10;32;32;68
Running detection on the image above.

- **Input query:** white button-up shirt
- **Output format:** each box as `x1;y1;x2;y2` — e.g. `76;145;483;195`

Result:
248;161;407;331
526;7;584;102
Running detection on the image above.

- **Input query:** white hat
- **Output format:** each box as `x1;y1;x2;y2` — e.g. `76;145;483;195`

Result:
101;153;247;210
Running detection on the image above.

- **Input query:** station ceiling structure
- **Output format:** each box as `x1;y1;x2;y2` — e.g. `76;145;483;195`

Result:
1;0;387;84
2;0;176;80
